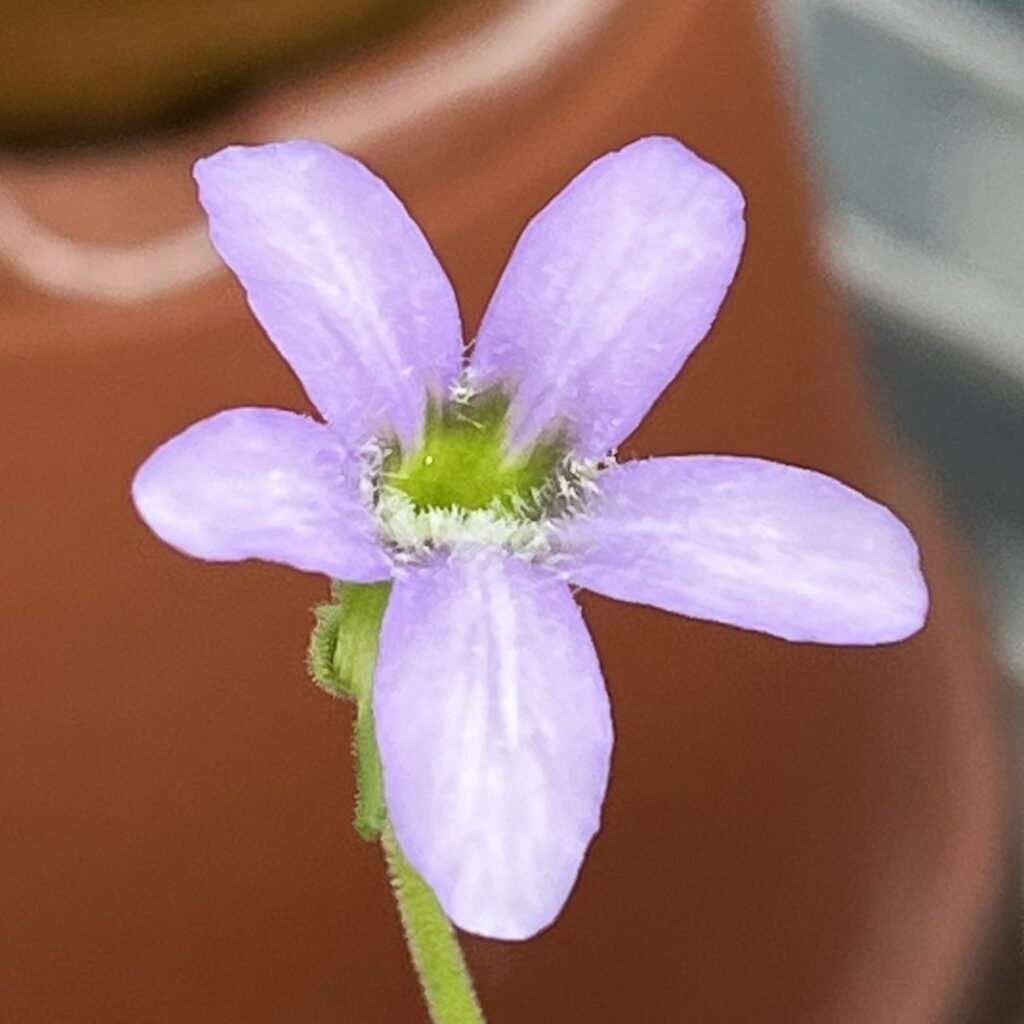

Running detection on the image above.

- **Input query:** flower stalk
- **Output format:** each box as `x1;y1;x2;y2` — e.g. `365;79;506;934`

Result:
382;821;486;1024
311;582;485;1022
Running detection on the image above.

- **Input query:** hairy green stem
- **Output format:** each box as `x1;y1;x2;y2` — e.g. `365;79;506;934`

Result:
382;821;486;1024
310;581;486;1022
353;697;388;840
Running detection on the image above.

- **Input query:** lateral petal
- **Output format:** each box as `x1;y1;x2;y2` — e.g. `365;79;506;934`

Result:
132;407;390;580
559;456;928;644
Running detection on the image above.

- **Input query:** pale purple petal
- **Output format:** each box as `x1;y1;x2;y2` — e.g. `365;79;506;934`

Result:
132;408;391;581
194;142;463;448
374;554;613;940
558;456;928;644
470;137;745;457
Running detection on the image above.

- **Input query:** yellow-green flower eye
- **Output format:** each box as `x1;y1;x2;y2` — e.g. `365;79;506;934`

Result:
382;389;566;516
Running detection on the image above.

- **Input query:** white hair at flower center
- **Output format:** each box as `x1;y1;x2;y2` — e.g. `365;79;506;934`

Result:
366;450;609;565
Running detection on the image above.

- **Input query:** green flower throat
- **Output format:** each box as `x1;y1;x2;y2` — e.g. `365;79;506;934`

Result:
373;390;600;557
383;391;567;516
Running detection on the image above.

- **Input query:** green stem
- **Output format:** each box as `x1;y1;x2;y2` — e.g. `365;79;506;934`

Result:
382;821;486;1024
353;698;388;841
309;581;486;1023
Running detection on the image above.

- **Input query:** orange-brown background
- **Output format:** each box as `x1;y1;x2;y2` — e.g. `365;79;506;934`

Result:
0;2;1016;1021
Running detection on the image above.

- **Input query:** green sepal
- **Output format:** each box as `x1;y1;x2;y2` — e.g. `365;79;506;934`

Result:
308;581;392;700
308;594;350;698
309;581;393;841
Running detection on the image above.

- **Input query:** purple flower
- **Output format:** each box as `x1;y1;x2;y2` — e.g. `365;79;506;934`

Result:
133;138;928;941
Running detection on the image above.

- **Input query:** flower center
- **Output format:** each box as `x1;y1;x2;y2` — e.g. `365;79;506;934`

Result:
369;389;599;559
385;389;563;514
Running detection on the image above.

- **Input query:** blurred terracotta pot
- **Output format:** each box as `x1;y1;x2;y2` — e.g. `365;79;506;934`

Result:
0;2;1013;1021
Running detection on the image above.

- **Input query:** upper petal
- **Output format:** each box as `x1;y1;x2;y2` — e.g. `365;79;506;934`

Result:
132;407;391;581
195;142;463;448
374;554;613;940
470;136;745;457
558;456;928;644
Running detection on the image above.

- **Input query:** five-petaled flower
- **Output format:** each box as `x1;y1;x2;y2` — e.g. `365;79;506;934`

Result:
133;137;928;942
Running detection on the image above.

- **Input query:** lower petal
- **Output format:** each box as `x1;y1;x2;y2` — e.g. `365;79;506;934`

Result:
132;407;391;581
558;456;928;644
373;554;613;940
